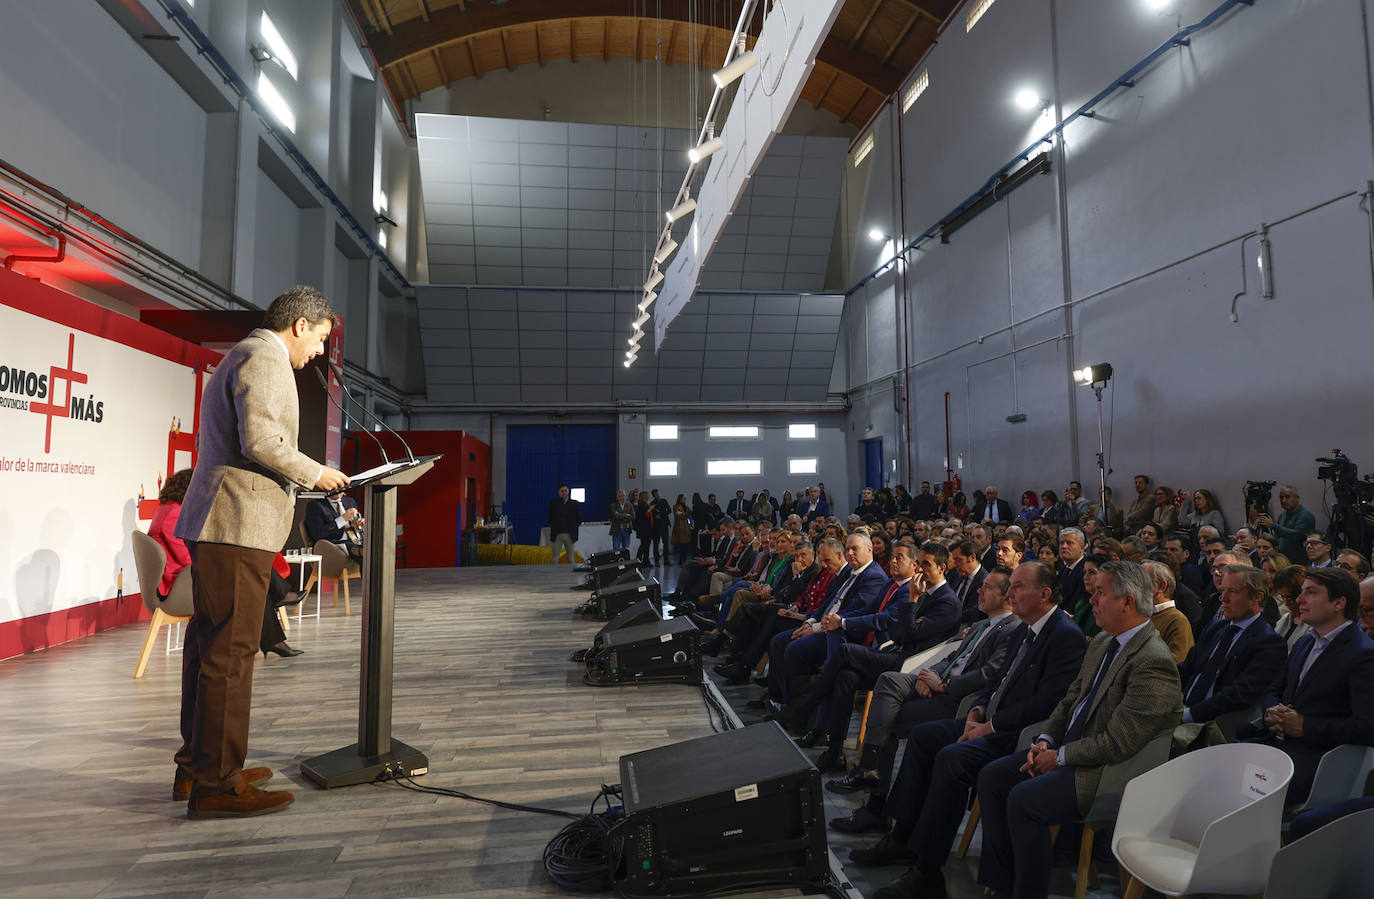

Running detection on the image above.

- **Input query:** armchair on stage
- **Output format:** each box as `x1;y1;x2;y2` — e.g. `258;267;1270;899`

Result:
301;454;441;788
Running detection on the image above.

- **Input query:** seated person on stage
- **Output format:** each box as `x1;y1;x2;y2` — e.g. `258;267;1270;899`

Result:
683;523;754;606
702;531;796;645
971;561;1182;899
671;519;737;603
1238;566;1374;805
305;493;364;561
792;539;962;772
1173;564;1285;749
847;561;1087;883
705;523;769;601
1142;560;1195;662
153;468;303;659
828;567;1018;834
761;533;891;713
718;538;834;686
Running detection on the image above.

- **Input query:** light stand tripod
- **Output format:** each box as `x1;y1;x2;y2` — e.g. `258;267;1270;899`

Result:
1074;363;1114;525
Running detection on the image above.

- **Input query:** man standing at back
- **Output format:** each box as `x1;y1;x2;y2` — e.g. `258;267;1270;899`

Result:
174;286;349;818
548;484;581;564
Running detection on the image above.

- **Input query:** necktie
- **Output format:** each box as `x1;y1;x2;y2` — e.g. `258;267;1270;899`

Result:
823;572;857;616
957;577;973;606
866;582;904;647
986;630;1035;720
1186;624;1240;706
943;619;992;682
1064;638;1122;742
1298;632;1334;684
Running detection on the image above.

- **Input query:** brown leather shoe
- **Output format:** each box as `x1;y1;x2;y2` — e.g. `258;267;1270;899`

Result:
174;766;273;801
187;780;293;819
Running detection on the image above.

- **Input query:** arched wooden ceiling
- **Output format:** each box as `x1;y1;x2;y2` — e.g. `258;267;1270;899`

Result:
349;0;956;127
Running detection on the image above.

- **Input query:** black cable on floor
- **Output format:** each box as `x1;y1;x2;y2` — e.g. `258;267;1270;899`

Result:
384;769;582;820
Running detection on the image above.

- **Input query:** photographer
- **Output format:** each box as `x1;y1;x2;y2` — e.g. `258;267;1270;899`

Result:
1254;486;1316;563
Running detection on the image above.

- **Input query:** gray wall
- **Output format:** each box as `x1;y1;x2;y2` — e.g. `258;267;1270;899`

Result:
835;0;1374;531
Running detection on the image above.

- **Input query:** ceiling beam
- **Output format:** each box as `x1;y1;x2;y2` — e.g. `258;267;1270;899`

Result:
885;0;952;26
604;17;611;63
849;0;885;51
466;38;481;80
499;29;513;72
635;19;643;63
369;1;905;96
366;0;393;35
664;20;677;66
431;47;449;87
534;22;545;66
570;20;578;63
813;68;841;111
413;0;429;22
841;85;868;124
881;10;919;65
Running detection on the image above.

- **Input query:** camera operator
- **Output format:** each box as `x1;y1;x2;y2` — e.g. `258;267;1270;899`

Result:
1254;486;1316;563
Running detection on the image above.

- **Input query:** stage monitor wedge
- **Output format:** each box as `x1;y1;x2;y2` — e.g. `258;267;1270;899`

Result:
585;615;699;686
597;577;660;619
611;722;828;896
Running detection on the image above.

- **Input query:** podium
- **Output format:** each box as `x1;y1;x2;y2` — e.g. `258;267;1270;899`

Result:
301;455;440;788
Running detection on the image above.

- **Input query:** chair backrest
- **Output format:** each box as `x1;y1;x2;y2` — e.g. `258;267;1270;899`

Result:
1266;806;1374;899
1018;719;1049;751
313;539;353;576
130;531;165;614
1173;743;1293;847
1084;729;1174;823
899;639;960;674
1300;745;1374;812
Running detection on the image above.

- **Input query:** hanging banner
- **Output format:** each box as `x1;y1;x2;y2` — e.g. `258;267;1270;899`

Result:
655;0;847;346
0;267;220;658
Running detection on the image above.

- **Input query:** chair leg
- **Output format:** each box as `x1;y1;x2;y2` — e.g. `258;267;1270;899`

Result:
1121;875;1145;899
134;608;167;678
755;653;769;676
851;692;874;752
278;607;290;636
956;797;981;858
1074;824;1095;899
342;576;351;616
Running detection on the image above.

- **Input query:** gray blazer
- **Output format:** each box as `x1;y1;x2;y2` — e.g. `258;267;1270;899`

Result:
175;329;322;552
1045;622;1183;812
933;612;1020;699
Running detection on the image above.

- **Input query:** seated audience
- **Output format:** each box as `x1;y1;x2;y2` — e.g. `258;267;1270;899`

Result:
1143;560;1195;662
1305;531;1334;568
1272;564;1312;649
947;539;988;625
1178;488;1227;538
305;493;364;561
1151;485;1179;535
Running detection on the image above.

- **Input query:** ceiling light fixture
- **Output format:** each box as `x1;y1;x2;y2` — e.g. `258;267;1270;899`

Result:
633;311;651;329
1014;87;1043;110
713;50;758;88
666;198;697;224
868;228;888;242
689;136;725;164
644;269;664;291
638;291;658;311
653;237;678;264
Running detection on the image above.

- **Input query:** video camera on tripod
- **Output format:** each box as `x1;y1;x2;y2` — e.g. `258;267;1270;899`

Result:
1243;479;1277;519
1317;449;1374;550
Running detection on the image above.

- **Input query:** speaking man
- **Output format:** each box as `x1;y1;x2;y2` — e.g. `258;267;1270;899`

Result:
173;286;349;818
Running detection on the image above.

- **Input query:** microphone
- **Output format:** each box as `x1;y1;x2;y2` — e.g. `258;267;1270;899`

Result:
315;366;390;466
323;358;416;464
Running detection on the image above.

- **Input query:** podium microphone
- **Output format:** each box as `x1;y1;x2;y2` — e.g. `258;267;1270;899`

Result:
314;365;391;465
322;358;417;464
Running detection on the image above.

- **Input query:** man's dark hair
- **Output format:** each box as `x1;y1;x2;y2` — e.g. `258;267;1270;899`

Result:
951;538;978;558
893;537;919;556
1022;560;1062;604
1307;531;1331;546
558;483;569;491
1273;565;1307;596
999;533;1026;554
159;468;194;504
263;285;338;331
1134;474;1151;484
919;540;950;566
1305;567;1361;619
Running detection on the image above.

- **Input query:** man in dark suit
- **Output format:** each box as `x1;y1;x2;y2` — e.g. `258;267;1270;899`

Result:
764;533;891;709
726;489;749;520
726;539;839;684
948;539;988;625
1241;567;1374;805
671;519;735;601
972;561;1183;899
850;561;1087;878
547;484;581;564
1175;565;1286;745
829;567;1019;834
970;484;1013;525
677;522;751;602
1057;527;1090;631
305;494;363;560
910;481;940;521
173;287;349;818
796;540;962;770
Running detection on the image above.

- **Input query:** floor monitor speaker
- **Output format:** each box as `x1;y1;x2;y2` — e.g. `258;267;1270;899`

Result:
584;616;700;686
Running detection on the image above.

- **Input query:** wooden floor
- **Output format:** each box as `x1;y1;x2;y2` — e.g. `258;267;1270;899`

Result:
0;563;1123;898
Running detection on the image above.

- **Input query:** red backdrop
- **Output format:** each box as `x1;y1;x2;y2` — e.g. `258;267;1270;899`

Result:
346;430;491;568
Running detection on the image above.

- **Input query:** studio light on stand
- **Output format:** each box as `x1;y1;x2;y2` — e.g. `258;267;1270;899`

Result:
1073;363;1114;525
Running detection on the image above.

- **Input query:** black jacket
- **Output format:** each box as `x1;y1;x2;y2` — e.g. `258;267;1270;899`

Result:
548;498;581;539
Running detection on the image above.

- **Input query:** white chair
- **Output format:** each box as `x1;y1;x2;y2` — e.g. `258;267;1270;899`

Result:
1265;806;1374;899
1112;742;1294;898
130;530;194;678
1290;744;1374;815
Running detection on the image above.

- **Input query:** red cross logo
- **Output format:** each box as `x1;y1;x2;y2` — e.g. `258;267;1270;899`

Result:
29;332;87;453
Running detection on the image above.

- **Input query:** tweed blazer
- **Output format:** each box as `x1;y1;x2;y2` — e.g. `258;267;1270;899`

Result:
175;330;322;552
1045;622;1183;812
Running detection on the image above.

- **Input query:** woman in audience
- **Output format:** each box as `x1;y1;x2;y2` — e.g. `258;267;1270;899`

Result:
1035;543;1057;565
948;490;971;521
1070;552;1109;635
1260;553;1292;590
152;468;302;658
824;523;848;542
1091;537;1124;560
1038;489;1069;525
1271;564;1311;649
1139;521;1165;553
1179;488;1227;537
1151;485;1179;534
671;494;693;566
778;490;797;520
933;488;949;516
1016;490;1040;526
870;531;892;570
1255;534;1279;561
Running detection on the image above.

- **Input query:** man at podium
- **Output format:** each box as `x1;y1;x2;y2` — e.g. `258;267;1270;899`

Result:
173;286;349;819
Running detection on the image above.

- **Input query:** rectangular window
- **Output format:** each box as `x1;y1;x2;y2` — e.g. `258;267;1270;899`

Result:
256;71;296;132
852;132;875;168
707;459;762;477
648;459;678;477
966;0;996;32
789;458;819;475
260;11;299;79
788;423;817;439
902;69;930;114
648;424;679;440
570;487;586;503
708;425;760;439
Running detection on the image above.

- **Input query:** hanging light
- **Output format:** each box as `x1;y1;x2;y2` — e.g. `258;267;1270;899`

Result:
713;50;758;88
638;291;658;312
645;269;664;291
633;311;651;329
666;198;697;224
689;136;725;164
653;237;678;264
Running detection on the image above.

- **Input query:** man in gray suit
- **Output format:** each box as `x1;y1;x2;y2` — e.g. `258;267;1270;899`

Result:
173;286;349;819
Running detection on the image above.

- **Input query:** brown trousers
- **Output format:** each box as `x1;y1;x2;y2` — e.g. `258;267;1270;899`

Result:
175;541;275;796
